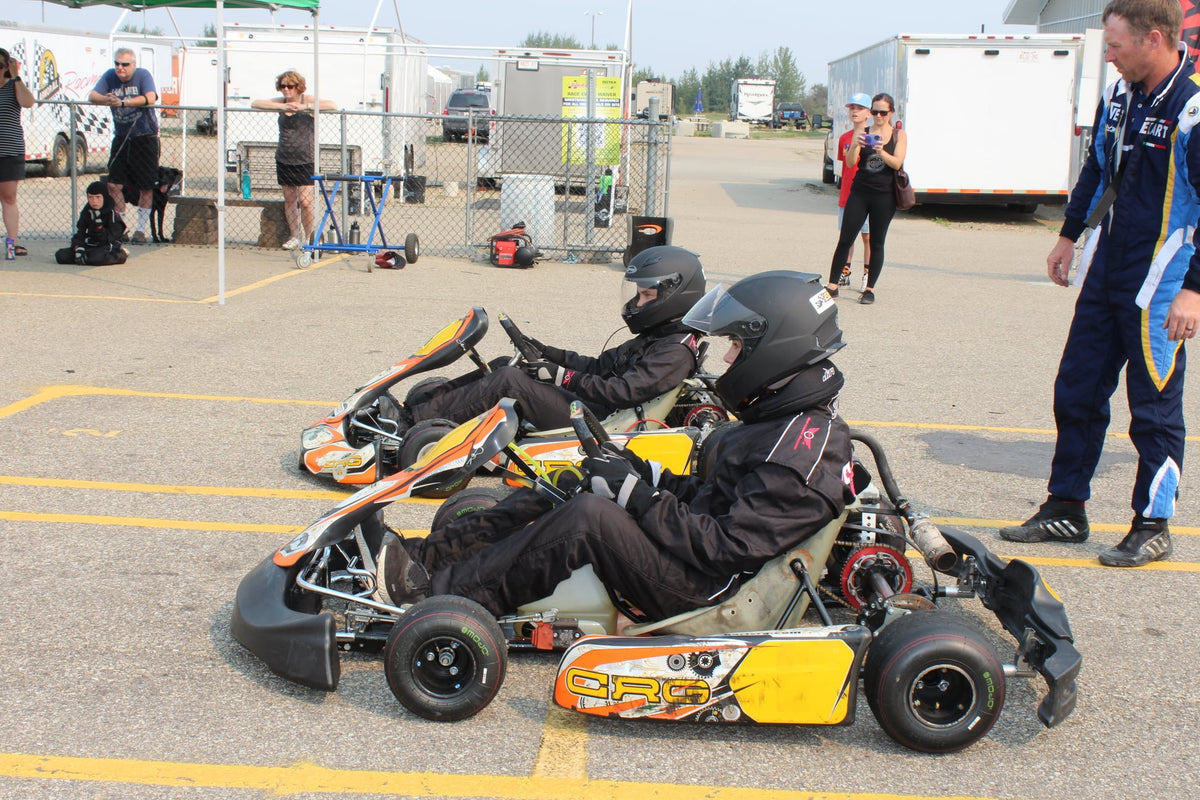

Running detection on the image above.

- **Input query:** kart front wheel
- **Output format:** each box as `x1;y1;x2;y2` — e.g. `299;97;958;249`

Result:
383;595;507;721
400;419;469;498
863;610;1005;753
430;486;514;532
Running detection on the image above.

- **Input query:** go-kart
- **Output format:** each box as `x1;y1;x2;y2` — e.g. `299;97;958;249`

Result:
235;398;1081;753
298;306;730;486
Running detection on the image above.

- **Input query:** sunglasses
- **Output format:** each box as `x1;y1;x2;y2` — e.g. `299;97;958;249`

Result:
114;61;133;67
871;109;891;116
279;84;299;89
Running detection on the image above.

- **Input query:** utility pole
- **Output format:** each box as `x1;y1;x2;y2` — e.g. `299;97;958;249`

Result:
585;10;603;48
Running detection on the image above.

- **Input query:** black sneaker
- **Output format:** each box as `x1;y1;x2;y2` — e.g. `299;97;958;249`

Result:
374;530;430;606
826;286;839;298
1098;516;1172;567
999;497;1089;543
859;289;876;305
838;265;851;286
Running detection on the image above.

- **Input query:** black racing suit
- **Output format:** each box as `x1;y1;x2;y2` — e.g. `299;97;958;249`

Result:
414;360;855;621
408;321;700;430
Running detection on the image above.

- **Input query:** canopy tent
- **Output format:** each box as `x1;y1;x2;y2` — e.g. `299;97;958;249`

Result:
46;0;322;304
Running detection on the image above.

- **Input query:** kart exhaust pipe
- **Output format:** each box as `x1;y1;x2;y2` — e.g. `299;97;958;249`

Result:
904;505;959;574
850;429;958;574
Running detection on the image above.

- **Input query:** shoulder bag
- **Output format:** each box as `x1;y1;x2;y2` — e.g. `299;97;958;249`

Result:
894;167;916;210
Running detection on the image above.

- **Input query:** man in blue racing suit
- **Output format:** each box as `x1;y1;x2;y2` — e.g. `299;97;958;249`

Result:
1000;0;1200;567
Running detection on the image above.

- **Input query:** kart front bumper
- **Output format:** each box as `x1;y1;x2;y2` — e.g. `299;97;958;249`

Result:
230;553;341;692
942;528;1081;728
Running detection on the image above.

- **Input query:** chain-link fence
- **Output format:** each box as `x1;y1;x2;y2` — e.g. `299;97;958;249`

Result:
18;101;672;261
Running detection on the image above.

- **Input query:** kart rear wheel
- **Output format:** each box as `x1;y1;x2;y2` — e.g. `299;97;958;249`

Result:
430;486;515;532
863;611;1005;753
405;377;450;408
384;595;507;721
400;418;469;498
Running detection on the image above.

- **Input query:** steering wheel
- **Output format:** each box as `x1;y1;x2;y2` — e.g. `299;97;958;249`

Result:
569;400;611;458
497;313;542;363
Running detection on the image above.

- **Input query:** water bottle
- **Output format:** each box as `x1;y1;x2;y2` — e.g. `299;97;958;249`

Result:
349;221;360;245
4;237;13;261
240;167;251;199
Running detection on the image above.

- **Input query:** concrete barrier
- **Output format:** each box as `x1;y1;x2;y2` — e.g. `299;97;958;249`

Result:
674;120;697;137
712;120;751;139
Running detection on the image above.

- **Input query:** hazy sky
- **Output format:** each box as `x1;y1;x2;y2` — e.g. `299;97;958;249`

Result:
6;0;1036;86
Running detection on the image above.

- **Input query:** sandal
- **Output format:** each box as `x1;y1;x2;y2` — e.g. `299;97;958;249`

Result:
13;244;27;256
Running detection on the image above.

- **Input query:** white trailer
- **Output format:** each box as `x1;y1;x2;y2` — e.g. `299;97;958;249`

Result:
730;78;775;124
194;23;428;182
2;23;174;176
634;80;674;119
825;33;1092;209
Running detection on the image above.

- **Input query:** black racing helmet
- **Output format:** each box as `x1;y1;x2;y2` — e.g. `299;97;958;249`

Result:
621;245;707;333
682;271;844;411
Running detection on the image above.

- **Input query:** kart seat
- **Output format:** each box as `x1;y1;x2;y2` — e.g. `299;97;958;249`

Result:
526;383;686;438
623;509;849;637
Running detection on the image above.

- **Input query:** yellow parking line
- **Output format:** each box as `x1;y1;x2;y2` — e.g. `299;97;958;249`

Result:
0;751;1005;800
934;516;1200;537
0;474;347;500
0;511;427;539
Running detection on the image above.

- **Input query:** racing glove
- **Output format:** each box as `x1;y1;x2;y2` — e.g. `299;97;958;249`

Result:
600;440;663;487
581;453;660;516
74;247;87;265
524;360;576;389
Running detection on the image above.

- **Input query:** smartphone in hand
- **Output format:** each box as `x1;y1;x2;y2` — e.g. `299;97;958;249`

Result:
861;133;881;147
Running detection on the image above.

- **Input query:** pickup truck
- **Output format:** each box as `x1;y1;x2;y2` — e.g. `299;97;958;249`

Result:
771;102;808;130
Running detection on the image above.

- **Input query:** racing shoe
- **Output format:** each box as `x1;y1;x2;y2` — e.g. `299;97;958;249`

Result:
374;530;430;607
1098;516;1172;567
999;496;1089;543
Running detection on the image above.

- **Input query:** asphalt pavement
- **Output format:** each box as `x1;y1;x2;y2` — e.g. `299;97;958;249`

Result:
0;134;1196;800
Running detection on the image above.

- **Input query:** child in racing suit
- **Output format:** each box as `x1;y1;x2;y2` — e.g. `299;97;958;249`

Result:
54;181;128;266
376;271;857;623
401;246;707;431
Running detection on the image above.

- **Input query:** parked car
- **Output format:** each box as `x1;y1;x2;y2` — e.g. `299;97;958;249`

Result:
771;102;808;130
442;89;493;142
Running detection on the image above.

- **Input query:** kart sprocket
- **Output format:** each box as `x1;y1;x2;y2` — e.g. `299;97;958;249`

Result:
839;545;913;611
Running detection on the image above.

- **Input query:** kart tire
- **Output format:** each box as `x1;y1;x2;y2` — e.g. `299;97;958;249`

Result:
400;419;470;498
430;486;515;532
693;420;741;481
863;610;1005;753
404;233;420;264
383;594;507;721
404;377;450;408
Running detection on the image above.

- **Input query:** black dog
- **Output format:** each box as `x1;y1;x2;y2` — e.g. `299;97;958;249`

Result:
119;166;183;243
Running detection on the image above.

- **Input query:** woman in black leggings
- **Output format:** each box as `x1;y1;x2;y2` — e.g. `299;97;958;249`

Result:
827;93;907;305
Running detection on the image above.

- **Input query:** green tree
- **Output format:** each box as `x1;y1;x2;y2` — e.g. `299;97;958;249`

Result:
521;31;584;50
476;65;490;84
197;23;217;48
675;68;701;116
119;22;164;36
763;46;804;103
805;83;829;117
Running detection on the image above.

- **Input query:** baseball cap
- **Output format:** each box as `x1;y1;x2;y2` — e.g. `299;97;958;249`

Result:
846;92;872;109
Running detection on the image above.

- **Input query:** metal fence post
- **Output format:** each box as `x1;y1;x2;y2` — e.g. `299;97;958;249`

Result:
69;102;78;223
646;117;660;218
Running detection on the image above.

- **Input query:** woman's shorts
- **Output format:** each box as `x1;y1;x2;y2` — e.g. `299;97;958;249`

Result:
276;161;315;187
837;206;869;235
0;156;27;182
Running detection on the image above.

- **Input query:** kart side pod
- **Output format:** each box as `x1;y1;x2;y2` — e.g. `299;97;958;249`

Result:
554;627;872;725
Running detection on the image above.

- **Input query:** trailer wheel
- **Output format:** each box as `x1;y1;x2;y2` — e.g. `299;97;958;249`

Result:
384;595;507;721
48;135;86;178
863;611;1006;753
404;233;420;264
822;156;836;185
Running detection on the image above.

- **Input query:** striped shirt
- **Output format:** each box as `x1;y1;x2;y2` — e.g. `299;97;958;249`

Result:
0;80;24;158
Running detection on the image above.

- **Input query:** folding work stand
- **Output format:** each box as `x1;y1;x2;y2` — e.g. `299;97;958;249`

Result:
295;173;420;271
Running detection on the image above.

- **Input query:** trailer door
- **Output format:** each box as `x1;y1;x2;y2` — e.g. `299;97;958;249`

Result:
904;42;1078;199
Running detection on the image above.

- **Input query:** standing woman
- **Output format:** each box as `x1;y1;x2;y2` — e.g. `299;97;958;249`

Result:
252;71;336;250
826;93;907;305
0;47;36;257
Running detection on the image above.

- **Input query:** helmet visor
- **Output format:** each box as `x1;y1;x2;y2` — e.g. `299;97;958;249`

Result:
682;284;767;342
622;271;679;307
